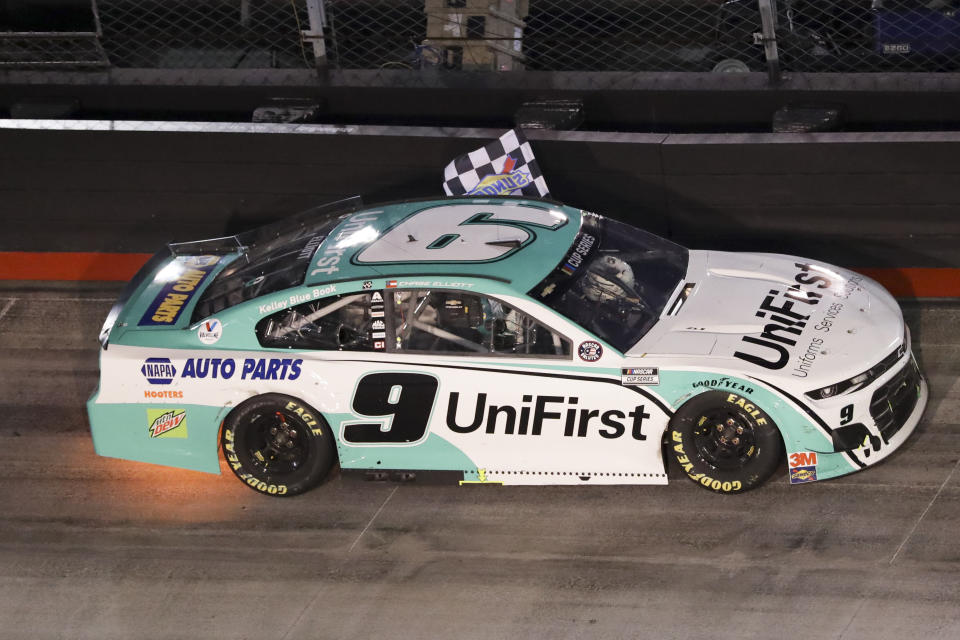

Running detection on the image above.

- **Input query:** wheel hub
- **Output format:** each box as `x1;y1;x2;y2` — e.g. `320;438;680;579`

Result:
246;411;309;476
695;410;758;470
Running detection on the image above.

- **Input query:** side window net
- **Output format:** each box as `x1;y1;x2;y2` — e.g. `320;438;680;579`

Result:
257;293;375;351
391;290;569;357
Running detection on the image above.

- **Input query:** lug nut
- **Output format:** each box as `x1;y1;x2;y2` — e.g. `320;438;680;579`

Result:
732;437;740;445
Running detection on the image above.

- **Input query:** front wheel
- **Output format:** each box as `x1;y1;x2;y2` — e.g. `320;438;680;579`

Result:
669;390;782;493
222;394;335;497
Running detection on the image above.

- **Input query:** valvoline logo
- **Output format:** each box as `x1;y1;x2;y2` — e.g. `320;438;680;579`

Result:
141;357;177;385
197;318;222;345
467;155;532;196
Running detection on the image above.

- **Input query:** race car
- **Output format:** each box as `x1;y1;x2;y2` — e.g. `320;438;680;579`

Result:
87;196;927;495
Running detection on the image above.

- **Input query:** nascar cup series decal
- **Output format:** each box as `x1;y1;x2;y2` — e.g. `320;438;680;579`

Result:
139;255;221;326
621;367;659;385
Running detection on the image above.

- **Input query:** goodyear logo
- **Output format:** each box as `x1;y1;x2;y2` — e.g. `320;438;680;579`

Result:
789;465;817;484
147;408;187;438
138;255;221;326
467;156;532;196
141;357;177;385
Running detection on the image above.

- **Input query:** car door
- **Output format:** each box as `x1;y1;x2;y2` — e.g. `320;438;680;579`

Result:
333;286;671;485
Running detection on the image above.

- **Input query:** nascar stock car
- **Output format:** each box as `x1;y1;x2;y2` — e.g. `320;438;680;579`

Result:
87;196;927;496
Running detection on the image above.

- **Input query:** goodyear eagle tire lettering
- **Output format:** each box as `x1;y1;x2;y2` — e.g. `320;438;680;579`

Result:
221;393;335;497
668;390;782;494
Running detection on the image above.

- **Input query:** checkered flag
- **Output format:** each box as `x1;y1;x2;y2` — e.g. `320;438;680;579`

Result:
443;129;550;198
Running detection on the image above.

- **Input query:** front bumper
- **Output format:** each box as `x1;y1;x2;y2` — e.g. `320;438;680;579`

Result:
793;354;927;483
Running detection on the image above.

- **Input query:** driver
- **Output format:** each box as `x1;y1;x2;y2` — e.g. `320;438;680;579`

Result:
582;255;638;303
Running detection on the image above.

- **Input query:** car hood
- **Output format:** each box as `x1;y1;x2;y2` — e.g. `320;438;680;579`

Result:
628;250;905;386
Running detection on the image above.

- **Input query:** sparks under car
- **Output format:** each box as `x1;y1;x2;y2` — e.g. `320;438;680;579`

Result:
87;197;927;495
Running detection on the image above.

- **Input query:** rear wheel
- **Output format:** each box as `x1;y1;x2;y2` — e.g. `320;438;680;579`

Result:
669;390;782;493
222;394;335;497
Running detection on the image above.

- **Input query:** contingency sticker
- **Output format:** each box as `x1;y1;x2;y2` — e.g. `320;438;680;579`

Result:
147;408;187;438
788;451;818;484
621;367;659;386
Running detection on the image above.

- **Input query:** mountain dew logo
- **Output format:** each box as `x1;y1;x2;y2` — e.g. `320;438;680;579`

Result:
147;409;187;438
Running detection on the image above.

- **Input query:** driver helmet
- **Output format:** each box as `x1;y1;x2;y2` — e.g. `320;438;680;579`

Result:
582;255;636;302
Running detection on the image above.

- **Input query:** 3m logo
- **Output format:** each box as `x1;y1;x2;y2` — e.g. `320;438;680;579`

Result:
789;451;818;468
147;409;187;438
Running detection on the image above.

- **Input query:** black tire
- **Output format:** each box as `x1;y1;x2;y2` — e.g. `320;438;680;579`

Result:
222;394;335;497
668;390;782;494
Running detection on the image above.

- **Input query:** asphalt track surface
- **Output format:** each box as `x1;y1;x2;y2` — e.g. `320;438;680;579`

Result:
1;280;959;640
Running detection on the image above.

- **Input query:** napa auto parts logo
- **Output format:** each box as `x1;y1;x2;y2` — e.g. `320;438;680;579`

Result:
139;255;221;327
141;357;177;385
467;155;531;196
147;408;187;438
140;357;303;385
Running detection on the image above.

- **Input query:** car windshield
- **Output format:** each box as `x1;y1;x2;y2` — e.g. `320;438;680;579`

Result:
528;212;688;352
191;198;362;322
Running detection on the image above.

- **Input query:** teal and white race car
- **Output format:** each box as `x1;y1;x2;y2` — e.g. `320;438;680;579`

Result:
87;197;927;495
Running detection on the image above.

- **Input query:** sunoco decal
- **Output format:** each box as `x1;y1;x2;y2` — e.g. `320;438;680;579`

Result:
466;155;532;196
139;255;221;326
147;408;187;438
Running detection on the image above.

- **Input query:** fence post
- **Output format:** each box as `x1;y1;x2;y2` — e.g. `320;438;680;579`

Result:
758;0;781;83
304;0;328;68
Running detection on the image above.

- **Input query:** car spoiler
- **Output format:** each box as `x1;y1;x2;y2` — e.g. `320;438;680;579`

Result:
168;235;245;257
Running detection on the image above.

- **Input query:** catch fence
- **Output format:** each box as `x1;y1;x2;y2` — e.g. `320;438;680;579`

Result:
2;0;960;77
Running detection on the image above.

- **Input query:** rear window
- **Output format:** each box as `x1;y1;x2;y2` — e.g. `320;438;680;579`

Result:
191;200;360;322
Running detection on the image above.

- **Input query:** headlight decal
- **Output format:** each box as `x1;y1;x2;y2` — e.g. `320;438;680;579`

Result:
805;342;906;401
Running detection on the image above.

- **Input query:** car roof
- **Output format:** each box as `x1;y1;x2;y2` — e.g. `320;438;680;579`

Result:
304;197;582;295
